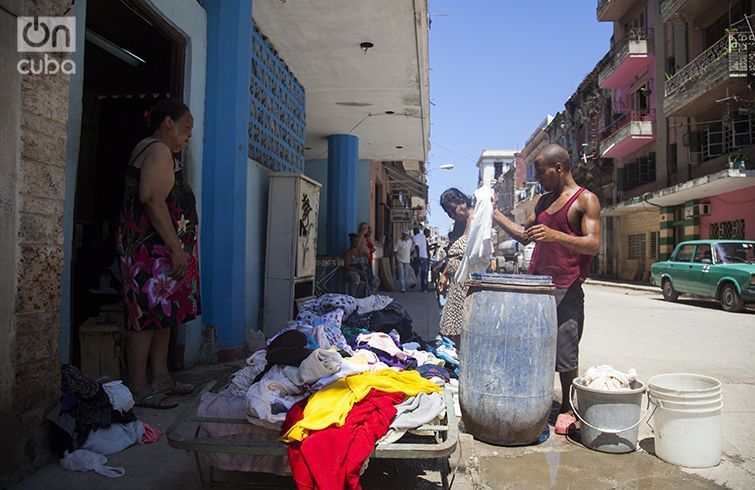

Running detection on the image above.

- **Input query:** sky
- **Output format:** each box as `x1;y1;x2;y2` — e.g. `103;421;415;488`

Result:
425;0;613;232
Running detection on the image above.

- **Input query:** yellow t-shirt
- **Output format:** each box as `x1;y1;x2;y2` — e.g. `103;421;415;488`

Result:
280;369;442;443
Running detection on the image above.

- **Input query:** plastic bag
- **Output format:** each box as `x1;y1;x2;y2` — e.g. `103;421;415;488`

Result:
102;380;135;413
60;449;126;478
81;421;144;455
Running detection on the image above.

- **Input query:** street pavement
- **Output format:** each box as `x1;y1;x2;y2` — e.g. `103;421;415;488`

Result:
13;283;755;489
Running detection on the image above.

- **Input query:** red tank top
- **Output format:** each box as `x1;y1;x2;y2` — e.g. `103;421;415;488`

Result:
527;187;592;289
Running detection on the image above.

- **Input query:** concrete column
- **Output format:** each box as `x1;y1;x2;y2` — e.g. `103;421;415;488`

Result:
659;206;675;259
201;0;252;357
326;134;358;256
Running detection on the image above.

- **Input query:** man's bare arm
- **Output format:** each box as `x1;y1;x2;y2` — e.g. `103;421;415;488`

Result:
493;208;537;244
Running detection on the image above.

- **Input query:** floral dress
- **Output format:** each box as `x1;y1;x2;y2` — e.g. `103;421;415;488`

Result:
116;140;201;331
439;234;469;336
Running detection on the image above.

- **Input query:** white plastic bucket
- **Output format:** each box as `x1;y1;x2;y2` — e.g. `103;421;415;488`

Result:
570;378;647;454
649;373;721;397
648;373;723;468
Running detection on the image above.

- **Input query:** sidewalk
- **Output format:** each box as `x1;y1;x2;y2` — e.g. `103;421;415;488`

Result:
585;276;659;293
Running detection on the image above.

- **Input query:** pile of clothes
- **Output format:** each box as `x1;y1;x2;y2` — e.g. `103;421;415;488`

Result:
48;365;162;478
198;294;459;489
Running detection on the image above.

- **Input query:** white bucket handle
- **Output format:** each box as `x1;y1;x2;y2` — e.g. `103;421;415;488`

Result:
569;384;650;435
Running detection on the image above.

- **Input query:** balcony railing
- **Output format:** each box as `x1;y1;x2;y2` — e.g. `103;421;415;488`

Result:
666;30;755;97
600;109;655;142
597;0;610;15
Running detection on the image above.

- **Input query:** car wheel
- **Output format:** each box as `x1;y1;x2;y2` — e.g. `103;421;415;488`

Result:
720;284;745;313
662;279;679;302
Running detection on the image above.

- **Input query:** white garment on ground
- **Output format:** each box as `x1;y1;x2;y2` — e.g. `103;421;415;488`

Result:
286;348;342;386
101;381;135;413
455;186;494;283
403;348;444;367
245;366;307;425
354;295;394;315
81;421;144;456
412;233;429;259
227;349;268;397
309;356;391;391
581;365;637;391
394;238;413;263
60;449;126;478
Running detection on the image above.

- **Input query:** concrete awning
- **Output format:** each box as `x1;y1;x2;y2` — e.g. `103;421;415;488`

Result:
602;169;755;216
253;0;430;162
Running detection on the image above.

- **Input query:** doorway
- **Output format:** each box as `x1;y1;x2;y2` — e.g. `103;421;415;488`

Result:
70;0;186;369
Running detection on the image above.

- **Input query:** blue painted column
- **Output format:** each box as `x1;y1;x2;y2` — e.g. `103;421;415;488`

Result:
202;0;252;355
326;134;359;256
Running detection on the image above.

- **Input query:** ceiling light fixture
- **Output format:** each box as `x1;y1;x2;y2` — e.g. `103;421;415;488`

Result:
385;111;395;115
360;41;374;53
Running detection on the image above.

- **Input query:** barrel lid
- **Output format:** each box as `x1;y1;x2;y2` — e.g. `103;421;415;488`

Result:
470;273;554;286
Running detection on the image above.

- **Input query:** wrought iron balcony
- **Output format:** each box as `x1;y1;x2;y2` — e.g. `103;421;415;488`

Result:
597;0;637;21
665;31;755;116
661;0;712;24
599;109;656;158
598;28;654;89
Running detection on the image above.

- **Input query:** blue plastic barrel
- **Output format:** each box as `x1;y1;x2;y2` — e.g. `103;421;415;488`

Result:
460;273;557;445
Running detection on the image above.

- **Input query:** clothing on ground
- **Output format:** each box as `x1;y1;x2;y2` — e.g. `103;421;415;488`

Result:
283;390;403;490
279;370;442;443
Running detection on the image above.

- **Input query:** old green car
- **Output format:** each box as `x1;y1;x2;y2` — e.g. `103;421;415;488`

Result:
650;240;755;312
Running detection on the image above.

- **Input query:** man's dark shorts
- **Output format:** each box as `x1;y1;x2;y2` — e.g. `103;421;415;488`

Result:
554;284;585;373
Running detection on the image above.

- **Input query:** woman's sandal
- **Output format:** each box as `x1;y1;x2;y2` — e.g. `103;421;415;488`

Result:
135;391;179;409
162;381;194;396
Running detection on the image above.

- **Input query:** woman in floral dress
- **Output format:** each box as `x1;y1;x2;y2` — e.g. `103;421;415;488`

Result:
117;99;200;408
438;188;474;348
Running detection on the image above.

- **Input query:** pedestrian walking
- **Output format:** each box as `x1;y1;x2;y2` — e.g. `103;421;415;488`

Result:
393;230;413;292
116;98;200;409
492;143;601;435
412;227;430;292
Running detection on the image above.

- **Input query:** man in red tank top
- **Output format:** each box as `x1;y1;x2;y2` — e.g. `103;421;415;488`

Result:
492;144;601;436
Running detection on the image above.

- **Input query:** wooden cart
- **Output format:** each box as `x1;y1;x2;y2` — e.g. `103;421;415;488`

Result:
167;382;459;489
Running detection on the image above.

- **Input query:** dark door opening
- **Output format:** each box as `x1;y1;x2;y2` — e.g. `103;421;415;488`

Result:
71;0;185;370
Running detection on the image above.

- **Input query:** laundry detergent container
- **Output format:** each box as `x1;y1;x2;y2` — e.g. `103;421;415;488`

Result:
460;274;557;445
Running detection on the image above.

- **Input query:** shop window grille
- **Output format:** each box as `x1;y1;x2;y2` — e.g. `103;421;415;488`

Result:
628;233;646;260
710;219;746;239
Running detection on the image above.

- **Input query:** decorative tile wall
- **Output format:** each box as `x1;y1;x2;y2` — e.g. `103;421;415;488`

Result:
249;25;306;173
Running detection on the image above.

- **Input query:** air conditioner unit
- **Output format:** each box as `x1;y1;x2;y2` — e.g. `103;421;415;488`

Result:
684;203;710;218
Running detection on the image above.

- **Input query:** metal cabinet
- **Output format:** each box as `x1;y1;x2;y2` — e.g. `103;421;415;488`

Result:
262;173;321;336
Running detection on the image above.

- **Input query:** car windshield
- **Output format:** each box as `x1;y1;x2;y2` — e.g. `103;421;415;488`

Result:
715;242;755;264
